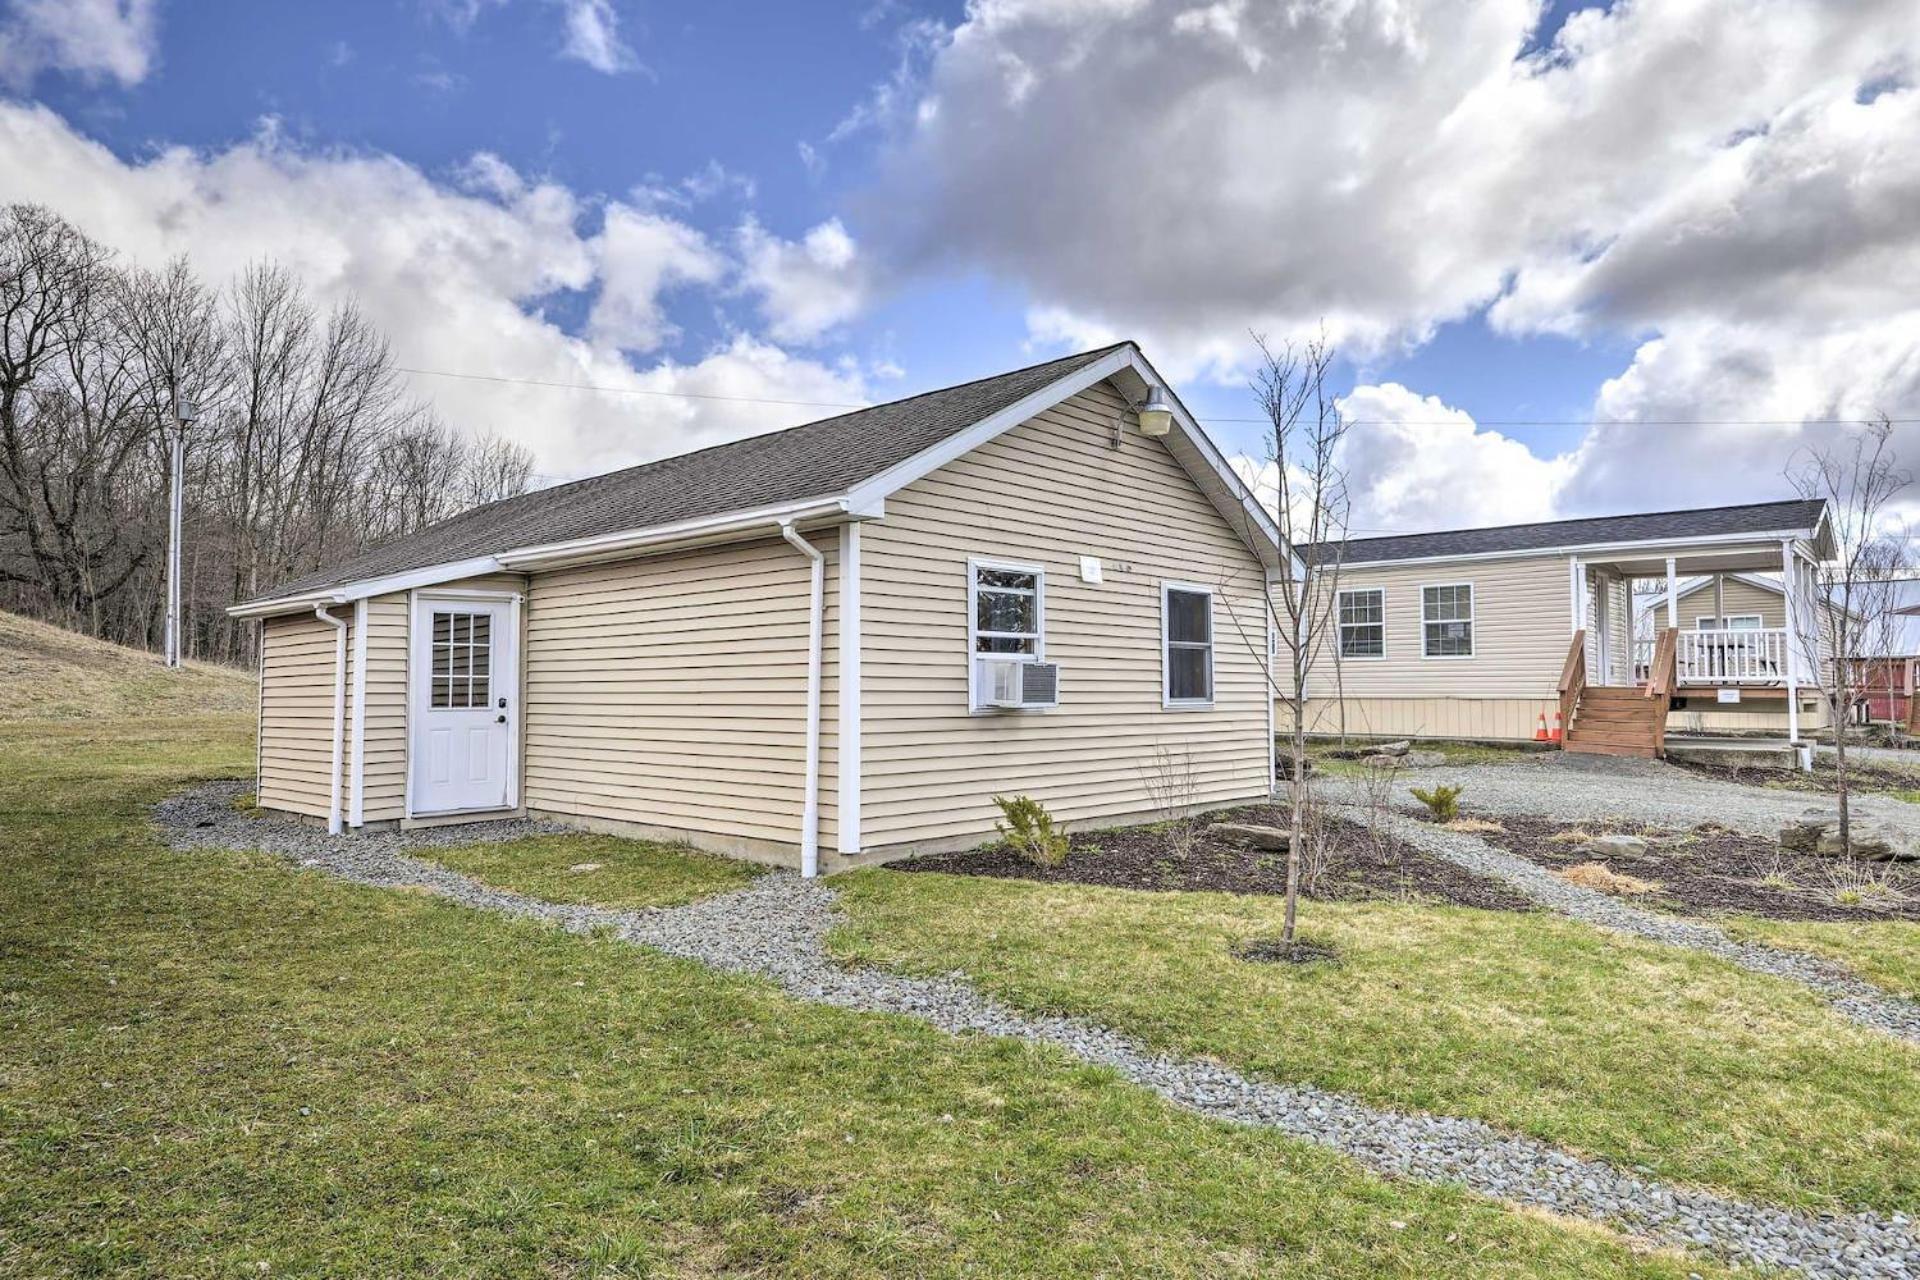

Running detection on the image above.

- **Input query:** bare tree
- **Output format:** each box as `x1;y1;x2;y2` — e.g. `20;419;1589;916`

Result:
1255;331;1351;944
1788;417;1913;857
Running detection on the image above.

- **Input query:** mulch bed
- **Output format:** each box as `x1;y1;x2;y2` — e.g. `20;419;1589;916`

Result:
890;804;1537;912
1669;757;1920;797
1478;814;1920;923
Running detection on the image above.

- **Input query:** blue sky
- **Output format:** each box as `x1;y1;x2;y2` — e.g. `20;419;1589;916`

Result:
3;0;1915;533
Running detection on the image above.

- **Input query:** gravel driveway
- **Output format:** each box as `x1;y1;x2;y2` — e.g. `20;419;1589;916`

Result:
155;781;1920;1280
1365;752;1920;843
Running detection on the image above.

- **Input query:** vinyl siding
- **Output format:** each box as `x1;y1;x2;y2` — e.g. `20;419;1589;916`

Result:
1280;696;1550;742
1673;577;1785;629
1309;554;1572;700
258;610;346;819
358;593;408;822
520;534;836;857
858;381;1272;851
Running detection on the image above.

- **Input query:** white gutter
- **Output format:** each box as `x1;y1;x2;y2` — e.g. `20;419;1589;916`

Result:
314;604;349;836
1336;530;1821;571
779;519;825;879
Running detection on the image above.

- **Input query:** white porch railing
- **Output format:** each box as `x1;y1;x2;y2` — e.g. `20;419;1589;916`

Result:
1633;628;1791;686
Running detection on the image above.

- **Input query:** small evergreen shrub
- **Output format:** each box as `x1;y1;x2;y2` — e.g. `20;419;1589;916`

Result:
991;794;1070;868
1409;783;1463;823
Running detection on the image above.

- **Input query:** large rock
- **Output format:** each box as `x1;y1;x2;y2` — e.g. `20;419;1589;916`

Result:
1580;833;1649;857
1213;822;1292;851
1375;740;1412;757
1781;808;1916;861
1402;750;1448;768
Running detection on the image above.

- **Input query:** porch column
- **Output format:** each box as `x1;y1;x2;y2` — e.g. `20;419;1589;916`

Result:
1781;538;1801;751
1568;556;1582;636
1665;557;1678;630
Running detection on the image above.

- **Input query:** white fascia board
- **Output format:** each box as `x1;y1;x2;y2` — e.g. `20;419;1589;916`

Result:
1335;529;1821;572
228;555;505;619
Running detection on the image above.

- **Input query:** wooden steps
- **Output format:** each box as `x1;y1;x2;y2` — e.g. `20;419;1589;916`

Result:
1559;630;1676;760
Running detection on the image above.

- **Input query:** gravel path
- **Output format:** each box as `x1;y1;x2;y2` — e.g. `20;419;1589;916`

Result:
1365;753;1920;843
156;782;1919;1280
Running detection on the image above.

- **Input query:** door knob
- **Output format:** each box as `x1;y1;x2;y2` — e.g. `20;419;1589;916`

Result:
496;714;507;724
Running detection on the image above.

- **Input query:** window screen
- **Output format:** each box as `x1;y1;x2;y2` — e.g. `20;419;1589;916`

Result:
973;566;1041;655
1165;586;1213;702
1338;588;1385;658
1421;584;1473;657
430;610;492;709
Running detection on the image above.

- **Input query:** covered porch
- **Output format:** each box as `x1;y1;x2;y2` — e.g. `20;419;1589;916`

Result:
1568;534;1825;750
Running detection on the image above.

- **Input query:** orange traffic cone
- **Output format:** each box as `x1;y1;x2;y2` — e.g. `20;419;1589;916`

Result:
1550;711;1564;743
1535;711;1549;742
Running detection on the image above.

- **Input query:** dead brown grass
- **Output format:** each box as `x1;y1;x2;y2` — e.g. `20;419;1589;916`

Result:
0;609;254;721
1443;818;1506;834
1547;828;1598;845
1557;862;1663;896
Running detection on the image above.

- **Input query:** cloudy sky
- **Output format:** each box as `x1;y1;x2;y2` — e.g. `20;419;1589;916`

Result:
3;0;1915;537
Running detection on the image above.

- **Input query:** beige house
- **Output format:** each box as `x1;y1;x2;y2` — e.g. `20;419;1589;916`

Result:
1289;500;1834;755
231;344;1291;873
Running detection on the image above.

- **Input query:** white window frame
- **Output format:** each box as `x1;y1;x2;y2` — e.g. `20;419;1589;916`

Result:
1161;580;1216;709
1696;613;1764;631
967;556;1046;712
1336;586;1387;661
1420;582;1475;660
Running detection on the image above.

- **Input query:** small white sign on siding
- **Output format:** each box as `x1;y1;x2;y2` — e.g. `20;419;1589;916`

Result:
1079;556;1103;584
1717;688;1741;703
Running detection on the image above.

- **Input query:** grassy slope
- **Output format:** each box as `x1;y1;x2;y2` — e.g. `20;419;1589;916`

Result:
832;872;1920;1217
1722;917;1920;1000
0;717;1722;1279
0;609;254;721
425;832;766;910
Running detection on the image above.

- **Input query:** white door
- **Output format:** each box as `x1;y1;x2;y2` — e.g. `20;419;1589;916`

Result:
410;597;516;815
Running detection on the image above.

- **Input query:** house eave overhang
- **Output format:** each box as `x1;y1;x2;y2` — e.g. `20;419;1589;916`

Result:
1331;527;1825;573
227;497;856;619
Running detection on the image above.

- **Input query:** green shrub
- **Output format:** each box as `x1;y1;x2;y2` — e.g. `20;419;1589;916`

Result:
1409;783;1463;823
992;794;1070;867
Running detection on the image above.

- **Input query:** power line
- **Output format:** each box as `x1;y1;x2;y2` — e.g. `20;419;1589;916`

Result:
390;363;1918;429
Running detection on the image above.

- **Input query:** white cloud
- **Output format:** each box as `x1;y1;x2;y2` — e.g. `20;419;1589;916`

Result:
0;0;158;88
558;0;644;75
0;102;871;481
587;204;726;353
737;217;870;344
851;0;1920;515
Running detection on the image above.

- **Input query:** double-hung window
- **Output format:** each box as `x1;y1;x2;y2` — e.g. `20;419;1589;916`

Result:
1163;583;1214;706
969;560;1044;710
1337;588;1385;659
1421;584;1474;657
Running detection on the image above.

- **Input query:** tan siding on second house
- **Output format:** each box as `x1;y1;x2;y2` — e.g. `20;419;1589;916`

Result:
358;593;408;822
859;381;1271;852
1309;554;1572;700
520;533;837;857
1674;576;1786;629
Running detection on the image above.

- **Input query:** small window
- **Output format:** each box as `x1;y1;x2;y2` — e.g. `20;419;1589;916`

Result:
430;610;492;708
1697;614;1764;631
1163;584;1214;705
1337;588;1385;658
971;563;1042;656
1421;584;1473;658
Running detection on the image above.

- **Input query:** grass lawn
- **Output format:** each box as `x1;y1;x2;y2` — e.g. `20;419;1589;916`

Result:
831;871;1920;1218
424;832;765;910
1303;739;1544;777
1721;916;1920;1000
0;715;1728;1279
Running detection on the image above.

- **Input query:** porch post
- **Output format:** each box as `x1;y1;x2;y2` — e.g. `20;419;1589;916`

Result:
1665;557;1678;629
1781;538;1801;753
1568;556;1582;636
1713;573;1725;629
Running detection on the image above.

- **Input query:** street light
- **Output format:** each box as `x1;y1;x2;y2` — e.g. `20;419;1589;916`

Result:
164;386;197;670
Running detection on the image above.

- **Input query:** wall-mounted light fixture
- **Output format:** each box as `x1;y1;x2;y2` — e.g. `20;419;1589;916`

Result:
1136;386;1173;437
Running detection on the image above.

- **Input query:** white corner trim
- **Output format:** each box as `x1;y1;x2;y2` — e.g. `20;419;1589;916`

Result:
837;522;862;855
401;590;417;822
314;603;349;836
780;521;826;878
349;597;368;828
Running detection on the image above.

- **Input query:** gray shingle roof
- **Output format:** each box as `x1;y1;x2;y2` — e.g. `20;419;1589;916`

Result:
247;342;1129;605
1316;498;1827;566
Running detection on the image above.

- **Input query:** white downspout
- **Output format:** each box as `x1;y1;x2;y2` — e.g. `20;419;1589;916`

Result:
315;604;349;835
349;597;368;828
1781;540;1802;762
780;520;825;878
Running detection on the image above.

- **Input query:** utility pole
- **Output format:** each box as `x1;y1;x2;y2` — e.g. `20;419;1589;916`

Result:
165;381;196;669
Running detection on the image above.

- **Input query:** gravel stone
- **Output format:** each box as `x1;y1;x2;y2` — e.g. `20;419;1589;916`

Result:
156;781;1920;1280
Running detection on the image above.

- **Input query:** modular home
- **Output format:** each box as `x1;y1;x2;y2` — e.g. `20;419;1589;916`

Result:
1290;500;1834;755
231;343;1291;873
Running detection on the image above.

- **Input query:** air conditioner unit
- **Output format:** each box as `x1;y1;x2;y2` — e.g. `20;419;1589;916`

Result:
978;658;1060;709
